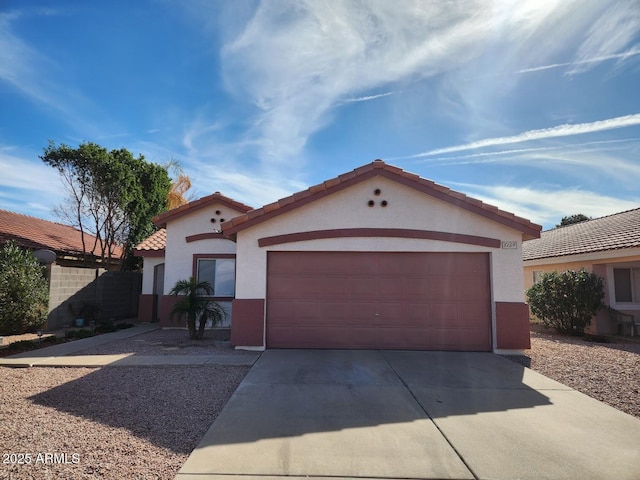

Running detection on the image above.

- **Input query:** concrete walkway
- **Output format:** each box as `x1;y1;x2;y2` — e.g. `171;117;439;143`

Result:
176;349;640;480
0;324;259;367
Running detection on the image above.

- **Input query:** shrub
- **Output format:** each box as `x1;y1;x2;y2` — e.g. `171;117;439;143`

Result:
66;329;94;339
0;241;50;335
94;320;118;334
170;277;226;340
526;269;605;335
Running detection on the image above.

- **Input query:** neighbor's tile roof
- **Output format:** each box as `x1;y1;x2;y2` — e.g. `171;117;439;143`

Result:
523;208;640;261
134;228;166;253
223;160;542;239
0;209;121;258
153;192;253;228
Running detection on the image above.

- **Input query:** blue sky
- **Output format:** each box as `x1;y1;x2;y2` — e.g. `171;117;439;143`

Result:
1;1;639;230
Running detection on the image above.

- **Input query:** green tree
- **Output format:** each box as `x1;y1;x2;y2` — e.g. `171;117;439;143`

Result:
0;241;49;335
526;269;604;335
169;277;227;340
41;142;171;269
556;214;591;228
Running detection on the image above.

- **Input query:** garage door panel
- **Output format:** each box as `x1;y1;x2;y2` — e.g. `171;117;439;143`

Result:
461;282;492;301
458;303;490;323
297;277;350;298
267;251;491;351
454;254;489;274
350;277;379;298
347;303;378;324
423;254;457;272
402;278;431;299
344;254;381;275
426;280;458;301
402;304;431;324
376;277;404;299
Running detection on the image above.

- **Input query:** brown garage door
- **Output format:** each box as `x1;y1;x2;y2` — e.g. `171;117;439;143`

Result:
266;251;492;351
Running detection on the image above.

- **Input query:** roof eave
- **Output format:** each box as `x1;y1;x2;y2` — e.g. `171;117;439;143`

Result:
153;193;253;228
223;162;542;238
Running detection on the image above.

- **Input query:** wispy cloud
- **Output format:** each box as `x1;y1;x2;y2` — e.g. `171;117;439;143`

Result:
340;91;397;104
413;139;636;164
452;182;640;229
0;146;64;218
216;1;579;168
517;49;640;74
407;114;640;157
569;0;640;75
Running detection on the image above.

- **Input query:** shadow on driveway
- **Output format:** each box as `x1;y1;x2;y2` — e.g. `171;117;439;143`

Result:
177;350;640;480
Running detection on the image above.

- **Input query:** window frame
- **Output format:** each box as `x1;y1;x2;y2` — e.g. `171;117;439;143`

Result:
192;254;236;300
613;267;640;304
532;270;545;284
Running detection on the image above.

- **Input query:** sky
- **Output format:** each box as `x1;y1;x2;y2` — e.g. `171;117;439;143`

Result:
1;0;639;231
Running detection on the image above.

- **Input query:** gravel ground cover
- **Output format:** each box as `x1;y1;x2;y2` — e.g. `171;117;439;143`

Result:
0;365;248;480
506;331;640;419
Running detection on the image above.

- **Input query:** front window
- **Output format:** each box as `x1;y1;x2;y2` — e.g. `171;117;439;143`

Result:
614;268;640;303
196;258;235;297
532;270;545;284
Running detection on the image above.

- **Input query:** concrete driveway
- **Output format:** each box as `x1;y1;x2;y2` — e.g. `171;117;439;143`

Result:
176;350;640;480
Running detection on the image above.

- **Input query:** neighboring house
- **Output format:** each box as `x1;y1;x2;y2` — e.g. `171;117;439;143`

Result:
137;160;541;354
0;209;137;330
0;209;120;267
523;208;640;336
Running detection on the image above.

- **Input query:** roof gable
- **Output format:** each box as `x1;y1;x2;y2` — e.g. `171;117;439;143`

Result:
523;208;640;261
223;160;541;240
0;209;120;258
153;192;253;228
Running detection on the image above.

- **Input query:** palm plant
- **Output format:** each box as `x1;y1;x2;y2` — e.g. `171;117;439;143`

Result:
169;277;226;340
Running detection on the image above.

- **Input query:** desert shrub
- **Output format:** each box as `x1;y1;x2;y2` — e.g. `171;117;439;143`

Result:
66;329;94;339
0;241;49;335
95;320;118;334
526;269;604;335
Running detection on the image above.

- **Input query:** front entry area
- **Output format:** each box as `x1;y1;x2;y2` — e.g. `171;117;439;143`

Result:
266;251;492;351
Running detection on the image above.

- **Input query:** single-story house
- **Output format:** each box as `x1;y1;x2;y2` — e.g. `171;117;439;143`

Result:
523;208;640;336
136;160;541;353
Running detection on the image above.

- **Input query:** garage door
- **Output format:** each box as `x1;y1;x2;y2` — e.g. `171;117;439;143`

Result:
266;251;492;351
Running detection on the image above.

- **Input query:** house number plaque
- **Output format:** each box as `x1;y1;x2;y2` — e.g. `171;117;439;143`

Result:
501;241;518;249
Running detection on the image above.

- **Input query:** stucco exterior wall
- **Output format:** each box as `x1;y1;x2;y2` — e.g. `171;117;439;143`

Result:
236;176;526;303
141;256;164;294
523;260;595;291
164;203;240;294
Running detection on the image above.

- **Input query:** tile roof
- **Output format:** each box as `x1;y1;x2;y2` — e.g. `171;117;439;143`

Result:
523;208;640;261
153;192;253;228
134;228;166;253
0;209;121;258
222;160;542;239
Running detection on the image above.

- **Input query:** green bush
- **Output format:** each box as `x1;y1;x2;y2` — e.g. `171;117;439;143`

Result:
0;241;50;335
526;269;605;335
